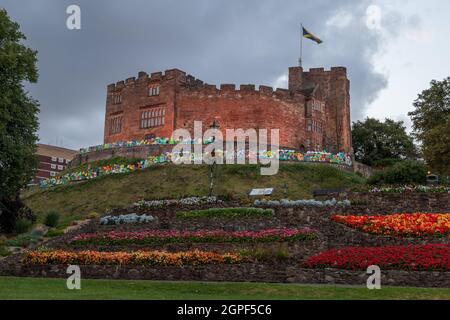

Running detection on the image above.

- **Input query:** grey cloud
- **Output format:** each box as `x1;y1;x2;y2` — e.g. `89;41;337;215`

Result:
1;0;417;149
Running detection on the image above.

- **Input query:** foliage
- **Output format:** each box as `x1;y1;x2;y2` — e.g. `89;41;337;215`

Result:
4;232;43;247
44;211;60;228
71;228;317;245
135;196;219;209
23;249;245;266
0;246;10;257
239;244;291;262
352;185;450;193
0;195;36;233
421;116;450;175
13;218;32;234
332;213;450;237
45;229;65;238
254;198;351;207
367;160;427;185
100;213;155;225
352;118;417;166
304;244;450;271
176;207;274;219
408;78;450;174
0;9;39;232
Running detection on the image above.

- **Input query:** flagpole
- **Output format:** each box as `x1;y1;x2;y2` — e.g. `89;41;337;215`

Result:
299;23;303;67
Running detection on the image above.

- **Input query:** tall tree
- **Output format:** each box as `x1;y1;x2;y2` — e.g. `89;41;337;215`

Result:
352;117;417;167
0;9;39;232
408;78;450;175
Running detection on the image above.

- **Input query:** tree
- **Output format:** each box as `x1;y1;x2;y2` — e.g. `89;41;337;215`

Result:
0;9;39;233
351;117;417;167
367;160;427;185
408;78;450;175
421;115;450;175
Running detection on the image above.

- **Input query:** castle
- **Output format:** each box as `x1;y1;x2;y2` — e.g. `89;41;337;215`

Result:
104;66;352;153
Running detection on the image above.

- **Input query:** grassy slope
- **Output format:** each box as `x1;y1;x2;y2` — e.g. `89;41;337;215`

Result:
21;163;364;225
0;277;448;300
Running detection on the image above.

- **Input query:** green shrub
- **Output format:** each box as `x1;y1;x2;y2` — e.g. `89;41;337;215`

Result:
239;244;291;262
367;160;427;185
14;219;32;234
176;207;274;219
4;229;45;248
44;211;60;228
45;229;65;238
0;246;10;257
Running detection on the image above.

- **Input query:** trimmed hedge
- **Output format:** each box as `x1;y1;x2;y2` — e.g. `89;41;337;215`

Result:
176;207;274;219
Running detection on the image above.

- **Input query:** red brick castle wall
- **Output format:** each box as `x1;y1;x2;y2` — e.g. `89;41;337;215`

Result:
104;66;352;153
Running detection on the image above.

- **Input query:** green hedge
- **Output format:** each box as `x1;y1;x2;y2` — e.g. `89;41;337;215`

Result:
367;160;427;185
176;207;274;219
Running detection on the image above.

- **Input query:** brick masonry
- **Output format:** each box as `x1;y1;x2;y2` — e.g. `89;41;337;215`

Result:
103;66;352;153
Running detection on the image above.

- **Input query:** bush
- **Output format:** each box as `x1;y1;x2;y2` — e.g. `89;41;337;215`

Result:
367;160;427;185
45;229;65;238
0;246;10;257
176;207;274;219
14;219;32;234
44;211;60;228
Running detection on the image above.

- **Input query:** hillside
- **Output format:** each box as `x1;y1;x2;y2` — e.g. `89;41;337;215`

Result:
21;163;364;227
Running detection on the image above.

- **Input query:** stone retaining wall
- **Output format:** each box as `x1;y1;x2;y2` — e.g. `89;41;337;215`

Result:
1;262;448;288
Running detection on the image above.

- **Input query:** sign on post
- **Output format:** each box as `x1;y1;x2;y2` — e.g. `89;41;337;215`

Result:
249;188;274;196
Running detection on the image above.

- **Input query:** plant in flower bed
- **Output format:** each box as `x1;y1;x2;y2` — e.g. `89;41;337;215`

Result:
176;207;273;219
303;244;450;271
332;213;450;237
23;249;244;266
100;213;155;225
71;228;317;245
134;196;220;209
254;198;351;208
367;185;450;193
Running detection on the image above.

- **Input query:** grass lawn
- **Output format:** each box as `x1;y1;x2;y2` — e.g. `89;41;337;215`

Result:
21;162;364;226
0;277;448;300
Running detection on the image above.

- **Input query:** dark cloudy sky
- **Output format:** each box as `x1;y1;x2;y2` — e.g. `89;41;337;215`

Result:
2;0;450;150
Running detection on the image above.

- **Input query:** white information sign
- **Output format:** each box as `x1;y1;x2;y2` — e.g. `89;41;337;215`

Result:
249;188;274;196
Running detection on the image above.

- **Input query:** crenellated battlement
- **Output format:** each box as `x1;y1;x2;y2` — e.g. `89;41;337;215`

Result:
103;64;352;154
304;66;347;76
107;68;195;92
180;82;306;104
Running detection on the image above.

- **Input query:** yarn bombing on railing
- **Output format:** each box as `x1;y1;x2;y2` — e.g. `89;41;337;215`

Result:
79;137;214;154
279;150;352;166
40;150;353;188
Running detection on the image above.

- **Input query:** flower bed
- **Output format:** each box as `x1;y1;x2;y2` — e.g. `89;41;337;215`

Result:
23;249;244;266
368;185;450;193
255;198;351;208
176;207;274;219
303;244;450;271
71;228;317;245
332;213;450;237
134;196;219;209
100;213;155;225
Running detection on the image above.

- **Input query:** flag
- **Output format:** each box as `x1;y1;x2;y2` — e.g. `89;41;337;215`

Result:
302;26;322;44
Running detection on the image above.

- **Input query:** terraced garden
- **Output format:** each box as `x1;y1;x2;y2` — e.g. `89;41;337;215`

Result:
1;192;449;289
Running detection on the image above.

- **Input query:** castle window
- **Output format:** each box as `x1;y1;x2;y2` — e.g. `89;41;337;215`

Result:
148;85;160;96
112;94;122;104
110;116;122;134
141;107;165;129
307;119;312;131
